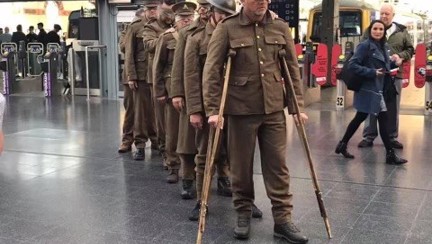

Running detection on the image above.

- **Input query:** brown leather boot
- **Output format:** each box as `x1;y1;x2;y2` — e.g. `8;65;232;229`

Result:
166;169;179;184
118;143;131;153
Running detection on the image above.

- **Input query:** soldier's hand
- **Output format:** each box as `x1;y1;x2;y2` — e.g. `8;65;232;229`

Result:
172;97;184;112
293;113;308;126
157;96;167;104
128;80;138;90
208;115;224;129
190;113;203;129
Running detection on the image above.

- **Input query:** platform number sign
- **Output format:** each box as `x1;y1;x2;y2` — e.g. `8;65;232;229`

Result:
336;96;344;108
426;100;432;111
268;0;299;28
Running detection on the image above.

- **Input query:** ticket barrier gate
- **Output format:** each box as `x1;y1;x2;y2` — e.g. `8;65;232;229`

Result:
69;40;105;98
17;40;27;78
40;44;61;97
334;42;354;111
0;43;17;95
295;42;328;106
27;43;44;77
413;43;432;115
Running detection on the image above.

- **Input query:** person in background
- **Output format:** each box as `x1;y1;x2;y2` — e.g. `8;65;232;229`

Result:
46;24;62;45
0;94;5;155
26;26;38;43
11;24;26;47
335;20;407;165
0;27;12;43
37;22;48;48
358;3;414;150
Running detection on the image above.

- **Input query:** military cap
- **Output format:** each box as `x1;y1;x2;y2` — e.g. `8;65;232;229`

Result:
172;1;197;16
142;0;161;7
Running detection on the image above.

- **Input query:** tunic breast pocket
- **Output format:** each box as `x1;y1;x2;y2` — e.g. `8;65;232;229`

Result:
229;38;255;66
264;36;286;60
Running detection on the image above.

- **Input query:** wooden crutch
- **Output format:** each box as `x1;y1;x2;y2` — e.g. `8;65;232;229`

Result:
196;49;236;244
278;49;332;239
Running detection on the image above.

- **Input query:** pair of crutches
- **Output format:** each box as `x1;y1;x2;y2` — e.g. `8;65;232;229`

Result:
196;49;332;244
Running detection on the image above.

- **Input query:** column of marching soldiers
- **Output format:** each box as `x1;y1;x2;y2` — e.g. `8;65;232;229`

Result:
118;0;310;243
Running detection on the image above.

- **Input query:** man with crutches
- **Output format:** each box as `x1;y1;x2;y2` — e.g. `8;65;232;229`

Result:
184;0;264;222
202;0;309;242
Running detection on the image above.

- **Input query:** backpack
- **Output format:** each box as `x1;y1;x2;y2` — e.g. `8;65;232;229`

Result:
339;42;370;92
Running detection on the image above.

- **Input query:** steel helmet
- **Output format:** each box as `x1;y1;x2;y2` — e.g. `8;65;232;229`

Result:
207;0;236;15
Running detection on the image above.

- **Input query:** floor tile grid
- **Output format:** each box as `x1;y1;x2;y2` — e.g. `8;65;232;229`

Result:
403;193;428;244
338;186;384;243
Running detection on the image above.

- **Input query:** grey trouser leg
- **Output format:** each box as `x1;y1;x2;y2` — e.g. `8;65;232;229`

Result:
363;78;402;142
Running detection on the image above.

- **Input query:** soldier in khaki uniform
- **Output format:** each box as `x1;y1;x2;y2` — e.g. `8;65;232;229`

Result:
203;0;309;242
170;0;210;200
184;0;262;222
118;9;146;154
153;2;196;184
183;0;235;221
124;1;159;160
143;1;175;165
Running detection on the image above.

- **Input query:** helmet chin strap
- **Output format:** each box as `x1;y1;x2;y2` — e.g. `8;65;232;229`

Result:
211;13;220;25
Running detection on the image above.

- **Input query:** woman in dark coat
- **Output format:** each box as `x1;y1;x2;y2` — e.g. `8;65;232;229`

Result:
335;20;407;165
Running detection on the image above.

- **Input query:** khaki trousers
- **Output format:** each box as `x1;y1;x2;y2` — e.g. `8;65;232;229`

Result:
121;84;134;146
165;101;180;169
195;116;230;200
133;82;157;149
179;153;195;180
227;111;293;224
153;96;166;154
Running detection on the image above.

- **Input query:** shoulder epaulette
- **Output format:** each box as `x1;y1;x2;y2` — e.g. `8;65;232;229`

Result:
190;26;205;37
130;18;142;25
221;12;240;23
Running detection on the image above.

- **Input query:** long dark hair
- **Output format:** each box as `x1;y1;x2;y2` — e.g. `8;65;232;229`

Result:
367;20;387;47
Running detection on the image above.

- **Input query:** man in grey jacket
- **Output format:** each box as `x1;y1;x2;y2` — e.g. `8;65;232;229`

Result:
358;3;414;149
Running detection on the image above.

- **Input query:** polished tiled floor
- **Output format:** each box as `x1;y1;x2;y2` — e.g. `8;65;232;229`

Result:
1;95;432;244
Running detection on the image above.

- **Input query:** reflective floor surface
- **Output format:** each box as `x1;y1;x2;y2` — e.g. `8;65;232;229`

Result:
1;95;432;244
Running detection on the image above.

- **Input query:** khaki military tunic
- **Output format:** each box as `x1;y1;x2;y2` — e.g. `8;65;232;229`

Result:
153;28;180;169
184;22;229;199
203;10;304;224
124;17;149;82
170;19;205;179
143;19;172;155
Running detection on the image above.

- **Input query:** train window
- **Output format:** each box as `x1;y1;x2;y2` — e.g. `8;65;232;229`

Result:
339;11;362;36
311;10;362;41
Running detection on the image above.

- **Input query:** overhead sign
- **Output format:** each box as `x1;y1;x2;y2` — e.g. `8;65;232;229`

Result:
268;0;299;28
108;0;132;3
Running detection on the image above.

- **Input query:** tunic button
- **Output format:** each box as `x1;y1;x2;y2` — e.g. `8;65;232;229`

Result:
255;23;258;27
258;48;262;52
260;61;263;64
241;43;245;47
257;36;260;39
261;73;265;77
275;41;278;44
